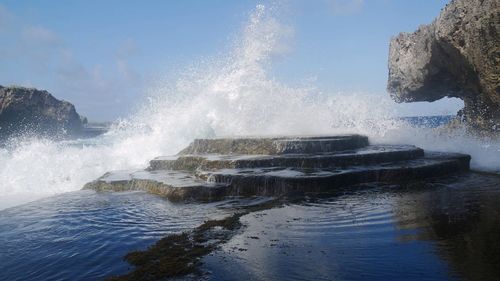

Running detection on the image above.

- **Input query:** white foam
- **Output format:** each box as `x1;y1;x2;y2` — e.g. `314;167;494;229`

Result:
0;4;498;210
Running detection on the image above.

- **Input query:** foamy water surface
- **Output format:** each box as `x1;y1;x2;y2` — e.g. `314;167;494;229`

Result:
1;4;499;210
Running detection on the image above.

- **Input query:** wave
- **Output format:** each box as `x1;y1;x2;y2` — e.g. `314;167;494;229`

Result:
1;4;498;210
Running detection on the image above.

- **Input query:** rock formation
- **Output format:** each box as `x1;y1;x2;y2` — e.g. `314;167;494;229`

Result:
84;135;470;201
387;0;499;131
0;85;85;138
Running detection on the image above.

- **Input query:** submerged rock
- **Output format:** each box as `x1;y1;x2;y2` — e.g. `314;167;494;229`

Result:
84;135;471;201
0;85;85;139
106;213;244;281
387;0;499;131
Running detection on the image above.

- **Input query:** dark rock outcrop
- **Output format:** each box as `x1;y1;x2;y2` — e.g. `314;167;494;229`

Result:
0;85;84;138
387;0;499;131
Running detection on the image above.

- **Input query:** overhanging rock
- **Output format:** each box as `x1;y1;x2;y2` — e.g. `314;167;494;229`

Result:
387;0;499;131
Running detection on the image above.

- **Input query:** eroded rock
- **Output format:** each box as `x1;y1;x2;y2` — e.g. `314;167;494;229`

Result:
387;0;499;131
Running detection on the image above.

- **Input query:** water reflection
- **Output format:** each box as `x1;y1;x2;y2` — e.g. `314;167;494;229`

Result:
0;173;499;281
394;173;500;281
203;172;500;281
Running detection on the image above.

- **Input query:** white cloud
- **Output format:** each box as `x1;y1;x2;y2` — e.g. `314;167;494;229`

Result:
115;39;141;83
0;5;143;120
56;49;91;83
21;25;60;46
117;38;138;58
0;5;61;63
325;0;365;15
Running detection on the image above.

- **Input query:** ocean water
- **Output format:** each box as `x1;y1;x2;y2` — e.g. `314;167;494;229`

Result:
0;5;500;281
1;173;499;281
204;173;500;281
0;191;234;280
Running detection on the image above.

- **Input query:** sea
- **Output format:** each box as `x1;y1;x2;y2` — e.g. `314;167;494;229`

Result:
0;4;499;281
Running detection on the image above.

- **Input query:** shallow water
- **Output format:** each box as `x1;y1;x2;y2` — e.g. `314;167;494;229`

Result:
1;173;499;281
0;191;233;281
203;172;500;281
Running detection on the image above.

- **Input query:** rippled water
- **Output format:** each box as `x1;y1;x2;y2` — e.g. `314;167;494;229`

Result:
1;3;500;280
0;191;232;281
1;173;499;280
203;172;500;281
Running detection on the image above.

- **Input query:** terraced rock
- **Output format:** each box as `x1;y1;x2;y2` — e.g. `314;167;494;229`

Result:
84;135;471;201
85;170;229;202
178;135;369;155
150;145;424;171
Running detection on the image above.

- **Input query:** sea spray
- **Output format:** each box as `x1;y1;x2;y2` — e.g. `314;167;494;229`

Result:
0;4;499;210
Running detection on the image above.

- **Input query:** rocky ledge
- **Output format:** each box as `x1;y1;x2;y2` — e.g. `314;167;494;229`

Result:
387;0;499;131
84;135;470;201
0;85;86;138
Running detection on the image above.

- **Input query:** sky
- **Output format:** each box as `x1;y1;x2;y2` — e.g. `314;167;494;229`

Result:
0;0;462;121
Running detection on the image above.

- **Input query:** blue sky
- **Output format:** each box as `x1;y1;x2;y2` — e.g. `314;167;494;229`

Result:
0;0;460;121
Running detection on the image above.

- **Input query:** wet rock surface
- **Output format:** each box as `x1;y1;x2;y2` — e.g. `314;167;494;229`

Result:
0;85;85;138
387;0;499;131
84;135;471;201
179;135;369;155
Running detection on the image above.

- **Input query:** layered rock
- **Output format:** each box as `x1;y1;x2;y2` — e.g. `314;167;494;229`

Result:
0;85;85;138
387;0;499;131
84;135;471;201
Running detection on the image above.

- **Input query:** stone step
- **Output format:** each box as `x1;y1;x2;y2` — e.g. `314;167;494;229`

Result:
150;145;424;171
178;134;369;155
85;152;470;201
83;170;229;202
196;152;470;197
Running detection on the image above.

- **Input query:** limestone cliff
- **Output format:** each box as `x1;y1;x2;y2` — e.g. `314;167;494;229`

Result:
387;0;499;131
